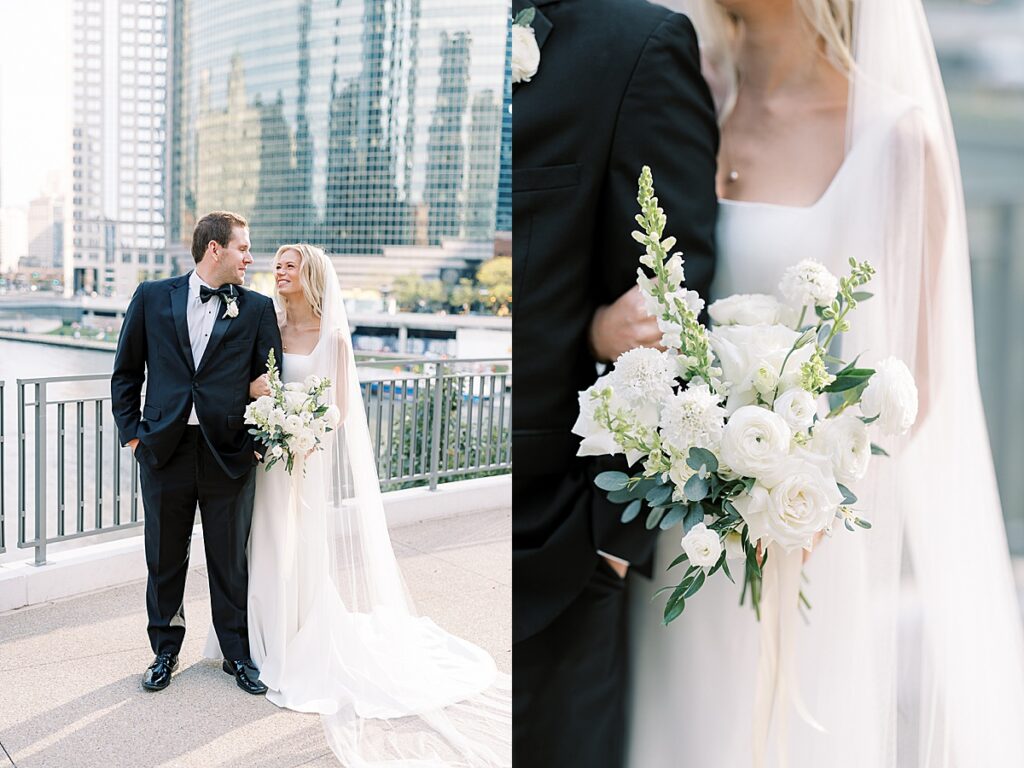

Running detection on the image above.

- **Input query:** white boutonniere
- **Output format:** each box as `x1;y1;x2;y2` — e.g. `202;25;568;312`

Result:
223;293;239;319
512;8;540;85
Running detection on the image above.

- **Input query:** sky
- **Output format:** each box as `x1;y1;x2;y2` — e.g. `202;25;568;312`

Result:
0;0;72;208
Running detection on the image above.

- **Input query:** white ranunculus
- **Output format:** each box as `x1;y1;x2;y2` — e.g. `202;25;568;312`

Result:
511;24;540;84
292;429;316;454
779;259;840;309
724;529;745;561
709;324;814;413
611;347;676;425
311;418;326;437
861;357;918;436
773;388;817;432
719;405;792;480
658;383;727;456
284;414;304;435
738;452;843;551
708;294;788;327
325;404;342;429
572;382;624;457
271;445;285;459
812;411;871;485
681;523;722;568
752;361;780;402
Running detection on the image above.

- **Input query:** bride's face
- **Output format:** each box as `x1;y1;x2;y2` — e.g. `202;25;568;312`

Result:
274;249;304;299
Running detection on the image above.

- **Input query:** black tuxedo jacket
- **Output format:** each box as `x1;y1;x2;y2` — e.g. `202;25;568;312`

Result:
111;272;283;480
513;0;718;642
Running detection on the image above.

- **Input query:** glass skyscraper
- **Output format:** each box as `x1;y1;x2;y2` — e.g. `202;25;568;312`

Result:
71;0;171;296
171;0;510;272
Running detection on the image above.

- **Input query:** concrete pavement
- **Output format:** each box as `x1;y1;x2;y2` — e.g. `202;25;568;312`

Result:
0;508;511;768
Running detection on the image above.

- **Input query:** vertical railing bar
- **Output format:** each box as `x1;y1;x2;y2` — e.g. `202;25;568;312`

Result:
95;400;103;530
0;380;6;553
474;373;485;471
374;380;385;478
57;403;66;537
397;376;408;483
33;382;48;565
428;363;445;491
17;382;26;547
454;373;465;476
77;401;85;533
486;373;497;467
498;374;508;466
112;413;121;526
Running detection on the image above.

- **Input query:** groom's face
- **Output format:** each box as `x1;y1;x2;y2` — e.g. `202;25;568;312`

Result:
213;226;253;286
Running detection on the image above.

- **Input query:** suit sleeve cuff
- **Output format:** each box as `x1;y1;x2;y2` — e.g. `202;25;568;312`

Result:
596;550;631;568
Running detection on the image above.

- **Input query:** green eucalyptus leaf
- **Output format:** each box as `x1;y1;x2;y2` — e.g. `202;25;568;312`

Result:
684;473;709;502
620;499;642;524
836;483;858;505
595;471;630;491
686;447;719;473
683;502;704;533
646;484;673;506
646;507;667;530
870;443;890;457
659;504;687;530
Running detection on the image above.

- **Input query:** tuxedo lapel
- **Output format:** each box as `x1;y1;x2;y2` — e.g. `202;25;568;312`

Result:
169;275;195;373
195;288;240;375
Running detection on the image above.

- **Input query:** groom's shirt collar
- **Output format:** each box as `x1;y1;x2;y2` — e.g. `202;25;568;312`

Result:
188;269;213;301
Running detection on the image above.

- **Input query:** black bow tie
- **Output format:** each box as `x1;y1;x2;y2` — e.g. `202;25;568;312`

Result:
199;284;236;304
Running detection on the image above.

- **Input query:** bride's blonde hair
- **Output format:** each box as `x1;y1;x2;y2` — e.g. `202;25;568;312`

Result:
690;0;854;119
273;242;330;318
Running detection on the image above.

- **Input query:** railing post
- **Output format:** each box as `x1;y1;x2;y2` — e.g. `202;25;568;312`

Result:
428;361;446;491
33;381;48;566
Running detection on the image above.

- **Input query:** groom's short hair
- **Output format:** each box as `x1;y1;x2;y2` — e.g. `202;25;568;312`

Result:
192;211;249;263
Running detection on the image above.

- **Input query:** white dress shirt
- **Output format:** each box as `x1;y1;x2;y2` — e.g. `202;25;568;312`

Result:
186;270;222;425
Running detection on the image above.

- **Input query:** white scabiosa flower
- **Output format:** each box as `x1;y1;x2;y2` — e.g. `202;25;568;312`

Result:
860;357;918;436
612;347;676;423
773;388;817;432
681;523;722;568
779;259;840;308
659;383;727;456
812;411;871;485
719;405;792;480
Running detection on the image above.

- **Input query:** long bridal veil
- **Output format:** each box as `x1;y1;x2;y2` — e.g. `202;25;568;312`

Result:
297;253;511;766
673;0;1024;765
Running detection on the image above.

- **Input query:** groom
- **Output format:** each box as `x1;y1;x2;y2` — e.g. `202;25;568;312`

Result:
112;211;282;694
513;0;718;764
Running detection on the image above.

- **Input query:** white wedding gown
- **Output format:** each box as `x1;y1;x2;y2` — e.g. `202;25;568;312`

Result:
204;349;510;765
627;109;907;768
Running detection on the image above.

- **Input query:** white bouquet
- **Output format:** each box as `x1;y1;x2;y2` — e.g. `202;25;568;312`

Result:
573;167;919;624
245;349;341;475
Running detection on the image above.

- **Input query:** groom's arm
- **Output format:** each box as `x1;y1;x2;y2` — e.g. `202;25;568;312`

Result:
592;11;719;363
591;11;719;573
111;282;148;448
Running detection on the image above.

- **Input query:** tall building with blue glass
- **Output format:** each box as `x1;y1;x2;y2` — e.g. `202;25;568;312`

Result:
170;0;510;271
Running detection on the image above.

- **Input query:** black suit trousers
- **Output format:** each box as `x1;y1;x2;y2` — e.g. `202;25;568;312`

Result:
514;558;630;768
140;426;256;660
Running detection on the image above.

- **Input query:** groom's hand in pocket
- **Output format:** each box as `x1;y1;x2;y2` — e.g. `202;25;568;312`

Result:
589;285;663;363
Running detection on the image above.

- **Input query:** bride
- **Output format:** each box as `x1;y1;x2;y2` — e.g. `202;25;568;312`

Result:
203;243;510;767
590;0;1024;765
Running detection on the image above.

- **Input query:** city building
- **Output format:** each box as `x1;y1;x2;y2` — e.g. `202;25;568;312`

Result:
171;0;510;282
24;194;65;270
0;206;27;273
70;0;171;296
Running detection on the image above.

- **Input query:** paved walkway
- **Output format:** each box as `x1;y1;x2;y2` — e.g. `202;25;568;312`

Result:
0;509;511;768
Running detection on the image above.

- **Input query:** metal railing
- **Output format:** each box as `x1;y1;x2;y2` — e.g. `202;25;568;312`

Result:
10;357;510;565
0;380;5;555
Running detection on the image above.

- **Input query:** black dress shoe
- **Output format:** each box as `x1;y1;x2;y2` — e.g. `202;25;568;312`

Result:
142;653;179;691
223;659;268;695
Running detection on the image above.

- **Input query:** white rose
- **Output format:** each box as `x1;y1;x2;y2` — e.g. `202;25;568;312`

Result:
709;324;814;413
284;414;304;435
724;529;745;561
681;523;722;568
779;259;840;309
708;294;789;327
719;405;792;479
304;374;322;390
271;445;285;459
773;388;817;432
737;452;843;551
861;357;918;436
292;429;316;454
812;411;870;485
751;361;780;402
311;418;327;437
511;24;540;84
325;404;342;429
